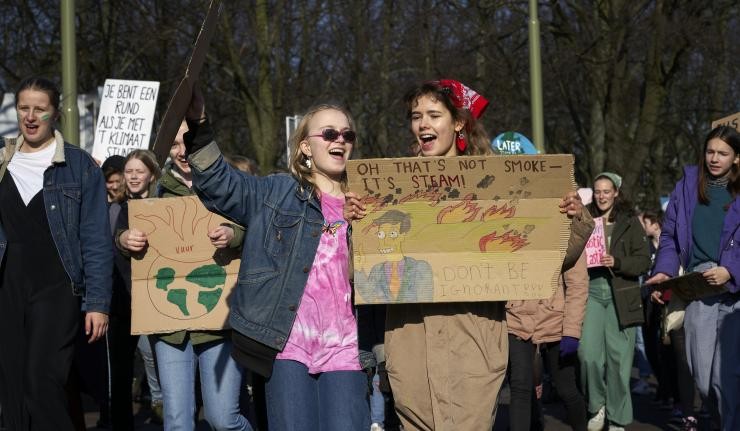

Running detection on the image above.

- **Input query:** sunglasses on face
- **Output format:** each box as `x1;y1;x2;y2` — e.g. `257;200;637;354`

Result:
307;128;356;143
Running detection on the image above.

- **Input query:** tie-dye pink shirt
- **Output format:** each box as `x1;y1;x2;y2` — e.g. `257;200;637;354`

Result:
276;193;360;373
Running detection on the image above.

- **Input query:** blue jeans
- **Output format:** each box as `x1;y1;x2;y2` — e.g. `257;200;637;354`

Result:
370;372;386;425
266;359;370;431
634;325;652;378
138;335;162;403
686;295;740;430
155;337;252;431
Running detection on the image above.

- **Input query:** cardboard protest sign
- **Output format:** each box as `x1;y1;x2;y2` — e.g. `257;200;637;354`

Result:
92;79;159;160
151;0;222;167
585;217;607;268
347;155;574;304
655;272;727;302
129;196;240;335
711;111;740;133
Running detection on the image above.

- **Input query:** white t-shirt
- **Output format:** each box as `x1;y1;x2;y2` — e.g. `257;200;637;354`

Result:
7;142;57;205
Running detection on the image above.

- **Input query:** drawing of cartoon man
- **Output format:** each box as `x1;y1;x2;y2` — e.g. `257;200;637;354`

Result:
355;210;433;303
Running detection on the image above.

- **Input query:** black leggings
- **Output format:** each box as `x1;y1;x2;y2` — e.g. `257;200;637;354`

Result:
508;334;587;431
669;327;696;417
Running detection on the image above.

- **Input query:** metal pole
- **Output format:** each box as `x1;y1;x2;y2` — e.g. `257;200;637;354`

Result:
528;0;545;153
61;0;80;146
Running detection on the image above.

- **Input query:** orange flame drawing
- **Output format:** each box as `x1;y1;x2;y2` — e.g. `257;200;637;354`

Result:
478;230;530;252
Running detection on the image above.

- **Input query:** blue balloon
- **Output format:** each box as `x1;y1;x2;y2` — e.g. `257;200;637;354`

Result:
492;132;538;155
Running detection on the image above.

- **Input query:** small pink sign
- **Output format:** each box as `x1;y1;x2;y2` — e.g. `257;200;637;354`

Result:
586;217;607;268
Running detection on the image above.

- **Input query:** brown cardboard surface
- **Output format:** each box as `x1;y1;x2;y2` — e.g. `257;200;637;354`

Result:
711;111;740;133
347;154;574;304
655;272;727;302
129;196;239;335
151;0;222;167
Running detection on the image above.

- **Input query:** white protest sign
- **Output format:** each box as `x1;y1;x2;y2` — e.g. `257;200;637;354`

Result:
585;216;607;268
92;79;159;161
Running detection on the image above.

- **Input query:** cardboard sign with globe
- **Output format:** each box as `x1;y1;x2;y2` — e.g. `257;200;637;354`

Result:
128;196;241;335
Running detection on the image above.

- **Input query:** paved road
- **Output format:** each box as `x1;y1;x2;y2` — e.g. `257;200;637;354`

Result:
82;376;713;430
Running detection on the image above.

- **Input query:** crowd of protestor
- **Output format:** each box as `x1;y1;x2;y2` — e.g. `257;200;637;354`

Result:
0;75;738;431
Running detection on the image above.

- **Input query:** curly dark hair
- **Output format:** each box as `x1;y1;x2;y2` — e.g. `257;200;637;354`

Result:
404;81;492;156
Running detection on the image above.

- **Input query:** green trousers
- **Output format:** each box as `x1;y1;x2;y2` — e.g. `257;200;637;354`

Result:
578;285;636;427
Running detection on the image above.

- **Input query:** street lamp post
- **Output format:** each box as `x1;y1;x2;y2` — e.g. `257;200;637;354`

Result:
528;0;545;153
61;0;80;146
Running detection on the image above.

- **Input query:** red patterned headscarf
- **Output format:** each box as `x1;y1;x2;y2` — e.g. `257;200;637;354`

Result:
437;79;489;152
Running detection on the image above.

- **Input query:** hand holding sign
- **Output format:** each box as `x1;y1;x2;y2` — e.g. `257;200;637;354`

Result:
344;191;367;221
120;228;149;253
559;191;583;218
600;253;615;268
645;272;670;304
703;266;731;286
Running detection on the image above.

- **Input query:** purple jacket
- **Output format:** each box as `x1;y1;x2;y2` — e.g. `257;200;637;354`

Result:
654;166;740;293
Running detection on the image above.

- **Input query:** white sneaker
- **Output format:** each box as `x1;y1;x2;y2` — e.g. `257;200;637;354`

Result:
587;406;606;431
608;426;625;431
631;378;651;395
370;423;384;431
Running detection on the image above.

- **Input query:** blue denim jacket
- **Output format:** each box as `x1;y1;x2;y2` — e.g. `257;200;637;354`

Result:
0;132;113;313
188;140;325;351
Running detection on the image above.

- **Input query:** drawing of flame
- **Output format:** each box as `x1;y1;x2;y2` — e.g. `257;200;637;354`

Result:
478;230;530;252
479;202;517;221
437;194;481;223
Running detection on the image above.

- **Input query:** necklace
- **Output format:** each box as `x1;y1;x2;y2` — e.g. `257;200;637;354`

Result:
707;176;729;188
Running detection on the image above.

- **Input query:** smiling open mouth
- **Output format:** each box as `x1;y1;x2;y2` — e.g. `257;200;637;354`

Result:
329;148;345;157
419;134;436;143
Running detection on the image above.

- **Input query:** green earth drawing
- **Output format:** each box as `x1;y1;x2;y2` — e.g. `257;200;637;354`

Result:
147;256;227;320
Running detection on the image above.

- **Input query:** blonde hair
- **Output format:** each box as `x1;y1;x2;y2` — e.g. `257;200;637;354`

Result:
288;104;356;194
124;149;161;197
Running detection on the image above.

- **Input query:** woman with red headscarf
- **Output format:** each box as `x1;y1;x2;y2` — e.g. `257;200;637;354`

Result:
347;79;584;430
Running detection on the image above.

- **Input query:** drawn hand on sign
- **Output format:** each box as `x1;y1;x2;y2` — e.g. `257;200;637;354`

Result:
133;196;230;320
133;196;214;259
